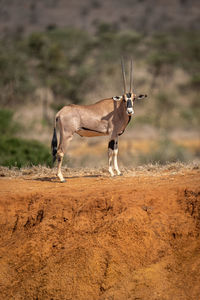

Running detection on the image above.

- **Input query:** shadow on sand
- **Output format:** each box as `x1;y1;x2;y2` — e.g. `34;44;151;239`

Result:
25;174;104;182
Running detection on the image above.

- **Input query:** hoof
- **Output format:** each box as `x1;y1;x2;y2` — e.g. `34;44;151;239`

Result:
61;179;66;183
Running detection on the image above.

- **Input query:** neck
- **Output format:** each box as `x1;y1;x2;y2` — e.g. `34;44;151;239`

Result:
120;100;130;122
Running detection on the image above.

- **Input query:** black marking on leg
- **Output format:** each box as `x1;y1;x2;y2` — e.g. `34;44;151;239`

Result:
108;140;115;150
58;156;62;162
108;140;118;150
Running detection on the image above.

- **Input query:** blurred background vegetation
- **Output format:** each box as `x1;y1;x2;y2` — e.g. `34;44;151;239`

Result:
0;0;199;168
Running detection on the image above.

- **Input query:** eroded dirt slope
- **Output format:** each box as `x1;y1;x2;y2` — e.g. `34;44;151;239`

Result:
0;166;200;299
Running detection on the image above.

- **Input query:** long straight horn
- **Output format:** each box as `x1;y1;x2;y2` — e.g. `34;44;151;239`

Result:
121;57;127;94
130;58;133;92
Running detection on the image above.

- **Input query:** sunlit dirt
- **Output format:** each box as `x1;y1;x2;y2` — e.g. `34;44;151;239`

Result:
0;166;200;299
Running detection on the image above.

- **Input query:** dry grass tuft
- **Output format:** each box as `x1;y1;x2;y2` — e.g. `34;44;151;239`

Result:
0;162;199;180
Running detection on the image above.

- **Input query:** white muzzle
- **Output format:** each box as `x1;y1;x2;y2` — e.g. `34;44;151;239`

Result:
127;108;134;115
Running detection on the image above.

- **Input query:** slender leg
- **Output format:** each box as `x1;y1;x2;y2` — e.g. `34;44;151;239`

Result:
57;151;65;182
57;134;73;182
108;145;114;176
108;138;120;176
113;138;121;176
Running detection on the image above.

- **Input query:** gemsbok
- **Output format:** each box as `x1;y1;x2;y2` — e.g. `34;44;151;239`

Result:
51;59;147;182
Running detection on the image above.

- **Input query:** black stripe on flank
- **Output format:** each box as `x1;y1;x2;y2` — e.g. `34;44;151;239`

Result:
81;127;103;134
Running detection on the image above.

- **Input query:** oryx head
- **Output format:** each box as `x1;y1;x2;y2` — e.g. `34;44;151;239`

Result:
121;58;147;116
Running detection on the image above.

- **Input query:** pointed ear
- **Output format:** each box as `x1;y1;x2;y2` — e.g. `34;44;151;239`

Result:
137;94;147;100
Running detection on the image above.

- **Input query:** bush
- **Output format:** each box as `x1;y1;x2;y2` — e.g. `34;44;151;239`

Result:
0;42;33;105
0;109;51;167
0;136;51;168
0;109;19;135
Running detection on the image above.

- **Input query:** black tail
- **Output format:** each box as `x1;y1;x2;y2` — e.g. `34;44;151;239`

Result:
51;127;57;163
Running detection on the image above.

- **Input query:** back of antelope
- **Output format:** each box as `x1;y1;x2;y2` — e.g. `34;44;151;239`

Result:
51;59;147;182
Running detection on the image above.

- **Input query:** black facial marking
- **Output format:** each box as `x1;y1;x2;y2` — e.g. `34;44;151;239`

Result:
126;93;131;98
127;99;132;108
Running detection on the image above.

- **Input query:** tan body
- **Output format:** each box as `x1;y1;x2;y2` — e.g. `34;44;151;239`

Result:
53;97;131;182
57;98;130;138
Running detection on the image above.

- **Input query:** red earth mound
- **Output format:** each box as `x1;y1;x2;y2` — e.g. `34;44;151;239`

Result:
0;167;200;299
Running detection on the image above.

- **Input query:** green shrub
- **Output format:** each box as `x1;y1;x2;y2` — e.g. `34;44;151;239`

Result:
0;42;33;105
0;109;51;167
0;136;51;168
28;32;47;57
0;109;18;135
